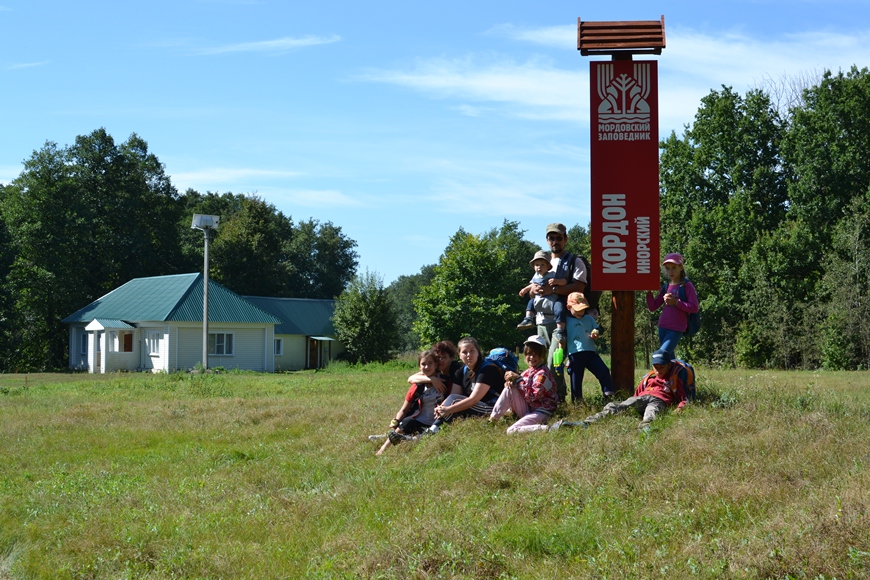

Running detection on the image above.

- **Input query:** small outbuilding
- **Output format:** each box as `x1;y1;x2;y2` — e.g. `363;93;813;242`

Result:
241;296;344;371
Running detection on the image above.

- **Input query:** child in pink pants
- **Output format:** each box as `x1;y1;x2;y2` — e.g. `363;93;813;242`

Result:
490;335;559;433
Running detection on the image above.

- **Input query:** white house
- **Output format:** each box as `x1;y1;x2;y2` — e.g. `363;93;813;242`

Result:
63;273;282;373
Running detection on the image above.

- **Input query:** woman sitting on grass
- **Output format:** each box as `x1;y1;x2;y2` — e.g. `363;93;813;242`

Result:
489;335;558;433
432;340;463;388
430;336;506;430
374;349;446;455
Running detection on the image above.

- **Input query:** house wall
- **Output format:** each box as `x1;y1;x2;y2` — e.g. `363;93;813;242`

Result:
275;335;307;371
140;326;168;372
68;325;89;370
273;334;345;371
176;324;273;372
103;329;139;373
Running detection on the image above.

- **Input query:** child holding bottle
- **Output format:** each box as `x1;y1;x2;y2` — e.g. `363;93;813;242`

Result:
565;292;613;402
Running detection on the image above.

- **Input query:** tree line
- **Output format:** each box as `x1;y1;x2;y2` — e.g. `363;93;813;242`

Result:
338;66;870;371
0;129;358;372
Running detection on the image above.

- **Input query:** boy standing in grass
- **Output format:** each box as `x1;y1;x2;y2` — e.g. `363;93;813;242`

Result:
564;292;613;402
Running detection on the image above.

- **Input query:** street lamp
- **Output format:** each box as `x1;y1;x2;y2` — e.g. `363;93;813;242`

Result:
191;214;220;370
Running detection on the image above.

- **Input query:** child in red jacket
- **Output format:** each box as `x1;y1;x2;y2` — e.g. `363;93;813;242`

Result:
555;349;687;431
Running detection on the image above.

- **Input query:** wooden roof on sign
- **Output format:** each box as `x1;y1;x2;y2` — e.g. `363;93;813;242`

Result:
577;16;666;56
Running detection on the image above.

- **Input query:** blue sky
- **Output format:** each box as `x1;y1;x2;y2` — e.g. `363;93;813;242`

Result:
2;1;869;285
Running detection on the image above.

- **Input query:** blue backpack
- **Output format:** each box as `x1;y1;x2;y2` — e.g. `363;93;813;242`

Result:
484;347;519;373
462;348;519;385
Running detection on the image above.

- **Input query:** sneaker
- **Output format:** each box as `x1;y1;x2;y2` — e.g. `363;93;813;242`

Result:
552;328;566;344
551;420;588;430
516;315;536;330
368;433;388;441
388;430;412;445
603;391;615;398
428;424;440;434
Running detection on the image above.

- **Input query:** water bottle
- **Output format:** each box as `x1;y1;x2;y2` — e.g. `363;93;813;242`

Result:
553;346;564;378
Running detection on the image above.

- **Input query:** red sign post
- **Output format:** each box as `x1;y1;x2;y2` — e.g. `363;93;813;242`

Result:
590;60;660;291
578;17;665;391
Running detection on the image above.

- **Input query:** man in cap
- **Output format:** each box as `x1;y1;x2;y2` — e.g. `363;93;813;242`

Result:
528;223;588;403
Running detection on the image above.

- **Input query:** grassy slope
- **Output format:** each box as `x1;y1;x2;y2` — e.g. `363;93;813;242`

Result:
0;367;869;579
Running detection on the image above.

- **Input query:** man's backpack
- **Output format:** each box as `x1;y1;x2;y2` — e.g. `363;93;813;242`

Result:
660;279;701;337
564;253;602;313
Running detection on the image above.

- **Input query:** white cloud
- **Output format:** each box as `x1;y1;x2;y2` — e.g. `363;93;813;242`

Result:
359;56;586;122
0;164;21;184
195;34;340;55
362;24;870;136
271;189;363;208
7;61;49;70
487;23;575;49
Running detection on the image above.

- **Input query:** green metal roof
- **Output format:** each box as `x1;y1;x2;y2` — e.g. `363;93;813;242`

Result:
241;296;336;336
63;273;281;325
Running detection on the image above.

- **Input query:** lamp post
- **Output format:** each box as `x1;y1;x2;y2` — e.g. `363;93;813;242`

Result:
191;214;220;370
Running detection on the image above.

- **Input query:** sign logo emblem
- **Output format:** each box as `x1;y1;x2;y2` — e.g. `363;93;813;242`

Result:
596;63;651;141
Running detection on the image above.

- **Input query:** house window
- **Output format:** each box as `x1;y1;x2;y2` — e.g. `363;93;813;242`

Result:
274;338;283;356
147;331;161;356
80;333;88;355
109;331;119;352
209;333;234;356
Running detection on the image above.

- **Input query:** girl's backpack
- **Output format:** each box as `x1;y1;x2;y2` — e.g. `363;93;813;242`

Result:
660;279;702;337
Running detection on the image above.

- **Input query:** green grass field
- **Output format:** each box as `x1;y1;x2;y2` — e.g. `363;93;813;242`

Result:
1;364;869;579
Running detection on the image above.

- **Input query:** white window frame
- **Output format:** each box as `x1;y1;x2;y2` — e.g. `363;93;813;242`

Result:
208;332;234;356
274;338;283;356
109;331;119;352
146;331;161;356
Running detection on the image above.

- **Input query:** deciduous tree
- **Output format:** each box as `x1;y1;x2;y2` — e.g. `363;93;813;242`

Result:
332;270;399;363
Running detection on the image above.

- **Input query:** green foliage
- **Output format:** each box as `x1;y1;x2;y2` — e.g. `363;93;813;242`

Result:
283;218;359;299
332;270;400;363
819;194;870;369
658;69;870;368
209;195;294;297
0;129;184;371
386;264;436;353
785;66;870;235
413;220;537;350
181;191;359;299
659;87;788;365
0;129;361;371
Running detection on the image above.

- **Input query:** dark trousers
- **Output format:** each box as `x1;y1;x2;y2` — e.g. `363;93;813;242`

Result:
568;351;613;401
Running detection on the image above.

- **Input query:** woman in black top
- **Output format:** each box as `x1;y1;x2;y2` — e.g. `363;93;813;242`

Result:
434;336;505;421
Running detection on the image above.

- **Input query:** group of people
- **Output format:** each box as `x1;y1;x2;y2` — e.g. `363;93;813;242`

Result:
371;223;701;455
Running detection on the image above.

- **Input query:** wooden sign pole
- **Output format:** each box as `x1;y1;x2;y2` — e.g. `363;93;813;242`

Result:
579;17;665;392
